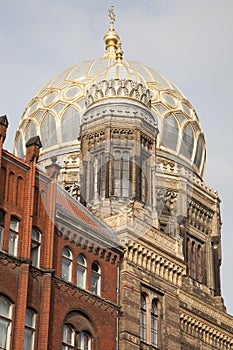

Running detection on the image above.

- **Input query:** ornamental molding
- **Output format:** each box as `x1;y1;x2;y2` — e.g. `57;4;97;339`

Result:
86;79;152;109
53;277;119;315
56;222;119;265
124;239;185;287
179;290;233;330
180;311;233;349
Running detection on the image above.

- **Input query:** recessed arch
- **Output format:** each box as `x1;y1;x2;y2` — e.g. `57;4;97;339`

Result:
40;112;57;147
61;107;80;142
179;124;194;159
161;114;179;151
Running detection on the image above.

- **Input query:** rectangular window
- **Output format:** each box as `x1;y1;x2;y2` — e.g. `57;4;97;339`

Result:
9;218;19;256
24;309;35;350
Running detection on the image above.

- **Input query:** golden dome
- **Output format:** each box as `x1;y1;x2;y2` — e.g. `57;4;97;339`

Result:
14;6;206;178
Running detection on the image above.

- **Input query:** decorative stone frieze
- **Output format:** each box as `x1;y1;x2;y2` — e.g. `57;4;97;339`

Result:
86;79;152;108
124;240;185;286
180;312;233;349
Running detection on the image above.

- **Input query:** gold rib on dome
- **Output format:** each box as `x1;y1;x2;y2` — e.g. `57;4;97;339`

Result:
103;5;121;60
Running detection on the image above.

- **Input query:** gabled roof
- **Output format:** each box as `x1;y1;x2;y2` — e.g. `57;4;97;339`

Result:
56;184;119;247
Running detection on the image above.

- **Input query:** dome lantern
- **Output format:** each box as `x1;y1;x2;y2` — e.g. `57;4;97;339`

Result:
103;5;120;60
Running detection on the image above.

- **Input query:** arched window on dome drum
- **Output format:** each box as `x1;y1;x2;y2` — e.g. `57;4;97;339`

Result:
161;114;179;151
61;107;80;142
113;150;130;198
25;121;37;143
194;135;204;170
180;124;194;159
16;132;24;159
40;112;57;148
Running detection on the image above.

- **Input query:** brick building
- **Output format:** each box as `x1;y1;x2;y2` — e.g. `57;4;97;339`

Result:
1;6;233;350
0;115;122;349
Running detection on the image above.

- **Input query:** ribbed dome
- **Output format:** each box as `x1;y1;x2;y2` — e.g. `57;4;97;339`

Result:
14;57;206;177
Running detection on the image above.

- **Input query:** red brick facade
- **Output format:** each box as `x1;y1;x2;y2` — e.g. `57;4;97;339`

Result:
0;117;121;350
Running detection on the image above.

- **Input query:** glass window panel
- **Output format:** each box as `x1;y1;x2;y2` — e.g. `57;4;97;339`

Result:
77;255;86;289
40;112;57;148
61;107;80;142
151;299;158;347
62;324;75;349
78;331;91;350
180;125;194;159
9;218;19;256
62;248;72;281
24;328;34;350
162;114;179;151
25;122;37;143
16;133;24;159
140;294;147;342
0;296;12;350
194;135;203;169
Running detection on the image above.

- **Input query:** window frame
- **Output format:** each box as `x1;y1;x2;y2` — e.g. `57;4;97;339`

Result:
77;254;87;289
62;247;73;282
91;261;101;295
8;217;19;256
31;228;41;267
24;308;36;350
0;295;12;350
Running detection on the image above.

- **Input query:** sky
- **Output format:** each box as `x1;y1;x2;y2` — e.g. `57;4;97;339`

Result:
1;0;233;313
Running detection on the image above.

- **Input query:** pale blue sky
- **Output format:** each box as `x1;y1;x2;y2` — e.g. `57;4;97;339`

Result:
1;0;233;313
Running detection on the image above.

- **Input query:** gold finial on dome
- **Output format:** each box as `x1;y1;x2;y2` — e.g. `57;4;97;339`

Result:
103;5;120;60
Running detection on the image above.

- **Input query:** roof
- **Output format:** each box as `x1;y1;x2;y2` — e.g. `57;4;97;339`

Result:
55;184;119;246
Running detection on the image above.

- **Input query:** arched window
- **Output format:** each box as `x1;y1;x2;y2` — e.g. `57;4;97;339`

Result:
9;217;19;256
62;325;91;350
151;299;158;347
62;324;75;349
194;135;204;169
25;122;37;143
24;308;36;350
91;261;101;295
0;295;12;349
0;212;4;251
190;242;196;279
77;331;91;350
180;124;194;159
62;247;73;282
77;255;86;289
31;228;41;267
113;150;130;198
197;245;203;283
61;107;80;142
93;156;99;201
162;114;179;151
16;132;24;159
40;112;57;148
140;294;147;342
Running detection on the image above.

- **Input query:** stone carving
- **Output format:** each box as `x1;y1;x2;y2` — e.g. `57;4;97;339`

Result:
86;79;152;108
180;311;233;349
